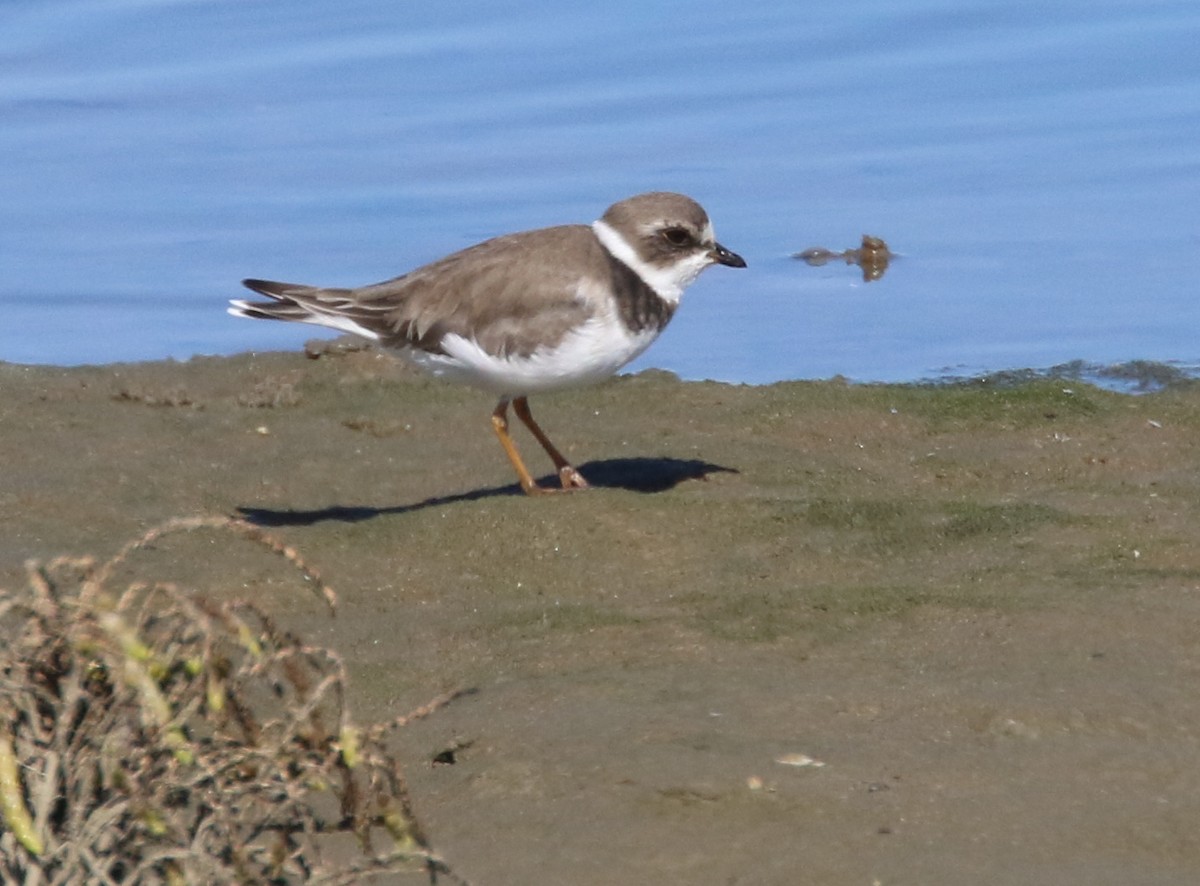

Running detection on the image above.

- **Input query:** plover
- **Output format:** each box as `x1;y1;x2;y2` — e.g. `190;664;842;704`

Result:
229;192;746;495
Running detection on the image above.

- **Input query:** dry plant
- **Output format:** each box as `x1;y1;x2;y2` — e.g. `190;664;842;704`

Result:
0;516;469;885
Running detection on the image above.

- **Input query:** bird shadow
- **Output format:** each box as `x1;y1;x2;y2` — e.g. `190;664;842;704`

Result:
236;457;737;527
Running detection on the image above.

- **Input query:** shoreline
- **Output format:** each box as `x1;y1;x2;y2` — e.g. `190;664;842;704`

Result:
5;344;1199;394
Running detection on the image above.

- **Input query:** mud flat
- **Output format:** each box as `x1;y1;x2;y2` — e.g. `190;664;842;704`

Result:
3;350;1199;884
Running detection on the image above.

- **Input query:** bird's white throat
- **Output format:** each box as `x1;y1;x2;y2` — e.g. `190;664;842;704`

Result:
591;219;712;306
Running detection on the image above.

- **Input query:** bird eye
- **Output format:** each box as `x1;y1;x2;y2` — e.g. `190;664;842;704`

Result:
662;227;691;247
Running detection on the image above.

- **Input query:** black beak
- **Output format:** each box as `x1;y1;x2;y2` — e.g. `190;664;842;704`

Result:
711;242;747;268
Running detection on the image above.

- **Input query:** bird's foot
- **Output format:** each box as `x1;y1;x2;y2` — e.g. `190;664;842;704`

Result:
519;467;590;496
558;466;590;490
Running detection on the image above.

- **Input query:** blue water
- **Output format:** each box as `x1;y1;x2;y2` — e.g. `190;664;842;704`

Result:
2;0;1198;383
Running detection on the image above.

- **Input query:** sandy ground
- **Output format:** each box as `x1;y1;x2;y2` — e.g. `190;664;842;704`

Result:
3;348;1200;885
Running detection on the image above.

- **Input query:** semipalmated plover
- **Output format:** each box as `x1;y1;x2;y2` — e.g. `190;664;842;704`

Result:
229;192;746;495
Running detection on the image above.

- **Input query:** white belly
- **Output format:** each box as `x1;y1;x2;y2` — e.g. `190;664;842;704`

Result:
402;314;661;397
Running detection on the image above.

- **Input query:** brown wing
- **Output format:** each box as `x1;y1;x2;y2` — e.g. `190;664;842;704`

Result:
244;225;605;358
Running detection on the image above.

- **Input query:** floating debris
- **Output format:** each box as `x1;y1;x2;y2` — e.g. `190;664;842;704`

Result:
794;234;894;282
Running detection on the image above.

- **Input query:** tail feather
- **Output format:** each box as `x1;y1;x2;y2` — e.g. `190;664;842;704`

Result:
228;278;381;340
226;300;314;323
241;278;319;300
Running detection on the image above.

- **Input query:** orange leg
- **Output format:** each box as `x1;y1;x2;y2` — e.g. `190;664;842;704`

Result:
490;398;589;495
512;396;590;491
491;400;545;495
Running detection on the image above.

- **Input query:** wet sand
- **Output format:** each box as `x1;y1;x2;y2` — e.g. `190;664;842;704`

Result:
3;348;1199;884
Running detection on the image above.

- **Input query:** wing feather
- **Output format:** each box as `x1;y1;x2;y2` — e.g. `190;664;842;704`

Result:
237;225;604;357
